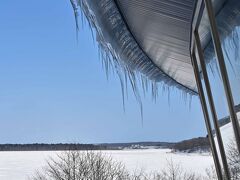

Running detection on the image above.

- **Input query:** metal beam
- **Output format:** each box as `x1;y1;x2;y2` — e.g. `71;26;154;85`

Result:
204;0;240;154
191;51;223;180
194;30;231;179
190;0;205;53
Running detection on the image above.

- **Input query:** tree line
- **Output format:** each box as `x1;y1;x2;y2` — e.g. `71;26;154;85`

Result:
0;143;107;151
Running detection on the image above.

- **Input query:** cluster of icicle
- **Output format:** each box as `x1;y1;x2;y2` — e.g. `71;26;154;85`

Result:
203;0;240;76
70;0;197;119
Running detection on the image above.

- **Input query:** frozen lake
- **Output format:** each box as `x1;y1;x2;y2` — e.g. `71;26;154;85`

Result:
0;149;213;180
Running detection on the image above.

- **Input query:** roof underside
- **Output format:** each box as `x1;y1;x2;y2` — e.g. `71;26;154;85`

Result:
115;0;197;92
72;0;240;95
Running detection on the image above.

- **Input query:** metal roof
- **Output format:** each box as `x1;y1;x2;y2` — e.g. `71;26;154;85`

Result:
71;0;240;95
115;0;197;92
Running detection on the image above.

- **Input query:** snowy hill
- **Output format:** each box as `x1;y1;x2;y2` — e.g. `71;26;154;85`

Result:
215;112;240;151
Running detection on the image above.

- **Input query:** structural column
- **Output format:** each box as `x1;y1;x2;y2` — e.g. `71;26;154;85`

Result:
194;30;231;179
191;51;223;180
204;0;240;153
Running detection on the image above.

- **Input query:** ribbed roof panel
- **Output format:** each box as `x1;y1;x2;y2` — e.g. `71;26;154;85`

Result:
116;0;197;91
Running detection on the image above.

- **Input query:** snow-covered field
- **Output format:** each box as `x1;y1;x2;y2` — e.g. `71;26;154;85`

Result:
0;149;213;180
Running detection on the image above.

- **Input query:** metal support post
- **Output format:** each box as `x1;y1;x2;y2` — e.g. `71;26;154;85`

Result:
195;30;231;179
191;51;223;180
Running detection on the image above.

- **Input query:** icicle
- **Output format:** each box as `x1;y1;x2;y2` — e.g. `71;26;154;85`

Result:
70;0;197;122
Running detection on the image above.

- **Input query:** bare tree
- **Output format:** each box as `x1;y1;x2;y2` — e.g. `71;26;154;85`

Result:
31;151;204;180
204;140;240;180
227;140;240;180
152;159;201;180
204;166;218;180
31;151;130;180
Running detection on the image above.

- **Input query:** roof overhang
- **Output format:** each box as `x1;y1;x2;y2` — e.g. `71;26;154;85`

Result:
71;0;240;95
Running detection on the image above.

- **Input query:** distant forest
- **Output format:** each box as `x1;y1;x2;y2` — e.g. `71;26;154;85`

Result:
0;139;209;152
0;144;107;151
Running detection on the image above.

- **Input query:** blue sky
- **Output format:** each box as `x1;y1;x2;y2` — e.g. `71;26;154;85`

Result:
1;0;238;144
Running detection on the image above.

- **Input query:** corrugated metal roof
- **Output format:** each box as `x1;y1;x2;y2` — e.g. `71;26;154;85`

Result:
71;0;240;95
115;0;197;92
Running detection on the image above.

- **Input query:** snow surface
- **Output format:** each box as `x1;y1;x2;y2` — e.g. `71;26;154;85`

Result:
0;149;213;180
215;112;240;152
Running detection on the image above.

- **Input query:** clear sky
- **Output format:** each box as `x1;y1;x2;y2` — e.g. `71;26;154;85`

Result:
1;0;238;144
